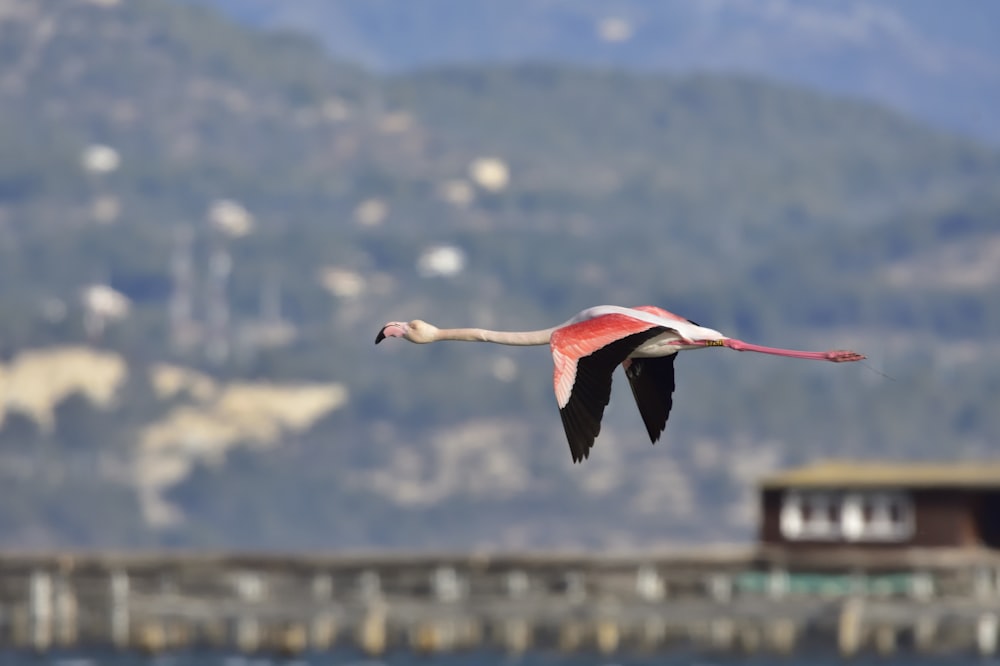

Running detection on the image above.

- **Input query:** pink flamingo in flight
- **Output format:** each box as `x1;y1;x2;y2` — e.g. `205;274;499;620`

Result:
376;305;864;463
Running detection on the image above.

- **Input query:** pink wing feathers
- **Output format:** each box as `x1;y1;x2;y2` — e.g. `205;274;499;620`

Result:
551;314;658;407
551;313;669;462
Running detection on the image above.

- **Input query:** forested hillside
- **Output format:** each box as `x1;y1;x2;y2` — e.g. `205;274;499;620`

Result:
0;0;997;550
184;0;1000;143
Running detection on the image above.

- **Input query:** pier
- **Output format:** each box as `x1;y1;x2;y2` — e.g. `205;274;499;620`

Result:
1;546;999;657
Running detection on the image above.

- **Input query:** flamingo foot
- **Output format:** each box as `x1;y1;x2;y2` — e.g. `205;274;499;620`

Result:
825;350;866;362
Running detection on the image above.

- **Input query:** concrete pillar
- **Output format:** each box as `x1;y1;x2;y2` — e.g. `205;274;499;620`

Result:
708;617;736;651
913;615;938;654
635;565;665;601
502;618;531;654
977;613;998;657
768;568;789;599
413;619;460;653
53;574;77;647
439;619;459;651
29;570;53;651
310;613;337;651
708;573;732;603
595;619;619;654
768;618;797;655
564;572;586;604
233;617;260;653
974;567;996;600
432;566;464;603
201;618;228;649
837;598;864;657
358;570;382;602
357;606;387;656
234;570;265;601
166;620;189;650
276;624;308;656
506;570;529;599
874;625;897;655
109;570;129;650
736;624;760;653
909;571;935;601
312;573;333;601
639;617;667;651
457;616;482;648
310;573;336;650
10;605;30;649
136;622;166;654
233;571;264;652
558;621;584;652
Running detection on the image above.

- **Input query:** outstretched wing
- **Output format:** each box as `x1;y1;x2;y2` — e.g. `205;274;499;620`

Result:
623;355;677;445
551;314;667;463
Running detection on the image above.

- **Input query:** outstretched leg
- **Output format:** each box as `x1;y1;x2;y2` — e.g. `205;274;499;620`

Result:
722;338;864;362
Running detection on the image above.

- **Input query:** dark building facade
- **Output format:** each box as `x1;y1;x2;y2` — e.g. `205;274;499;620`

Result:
758;460;1000;550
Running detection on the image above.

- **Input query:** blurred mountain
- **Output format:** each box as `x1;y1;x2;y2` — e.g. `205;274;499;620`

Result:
180;0;1000;143
0;0;998;550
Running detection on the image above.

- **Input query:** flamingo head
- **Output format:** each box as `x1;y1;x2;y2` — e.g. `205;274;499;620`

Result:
375;319;438;344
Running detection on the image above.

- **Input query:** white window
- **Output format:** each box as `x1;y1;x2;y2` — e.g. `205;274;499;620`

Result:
780;490;914;542
780;491;839;540
840;493;866;541
860;491;914;541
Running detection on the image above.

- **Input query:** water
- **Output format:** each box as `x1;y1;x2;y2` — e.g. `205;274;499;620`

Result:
0;651;986;666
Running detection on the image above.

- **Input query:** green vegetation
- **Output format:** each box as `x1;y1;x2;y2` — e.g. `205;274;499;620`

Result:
0;0;997;550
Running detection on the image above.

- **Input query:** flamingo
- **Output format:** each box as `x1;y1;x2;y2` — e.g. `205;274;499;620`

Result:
375;305;864;463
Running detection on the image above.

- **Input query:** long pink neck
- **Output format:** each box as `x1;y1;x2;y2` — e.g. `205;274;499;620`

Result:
721;338;864;363
433;327;556;346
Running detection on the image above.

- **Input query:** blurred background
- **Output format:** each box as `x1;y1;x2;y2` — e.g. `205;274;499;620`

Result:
1;0;998;553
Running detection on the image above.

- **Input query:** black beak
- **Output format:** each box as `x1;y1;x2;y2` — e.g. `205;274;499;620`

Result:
375;328;386;345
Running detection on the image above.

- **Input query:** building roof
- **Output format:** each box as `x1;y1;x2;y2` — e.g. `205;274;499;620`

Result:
759;459;1000;490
